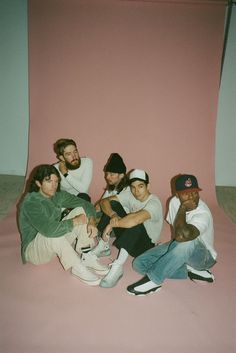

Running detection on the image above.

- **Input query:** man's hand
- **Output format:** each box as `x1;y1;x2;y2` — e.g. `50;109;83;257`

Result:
87;224;98;238
102;224;113;241
59;161;68;175
95;203;101;212
73;214;87;226
180;199;198;212
173;202;200;242
110;214;120;227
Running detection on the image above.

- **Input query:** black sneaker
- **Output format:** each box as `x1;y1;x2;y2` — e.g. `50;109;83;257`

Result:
188;269;215;283
127;276;162;296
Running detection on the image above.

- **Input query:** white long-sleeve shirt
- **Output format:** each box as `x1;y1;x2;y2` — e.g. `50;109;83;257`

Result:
54;157;93;196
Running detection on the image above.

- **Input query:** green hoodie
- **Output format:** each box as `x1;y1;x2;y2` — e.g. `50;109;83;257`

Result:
18;190;96;263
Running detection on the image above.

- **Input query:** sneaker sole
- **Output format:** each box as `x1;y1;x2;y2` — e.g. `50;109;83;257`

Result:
99;273;123;288
87;267;110;276
127;286;162;296
71;273;101;286
188;272;214;283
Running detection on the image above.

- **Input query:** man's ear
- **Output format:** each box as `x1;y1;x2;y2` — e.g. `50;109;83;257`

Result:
35;180;41;188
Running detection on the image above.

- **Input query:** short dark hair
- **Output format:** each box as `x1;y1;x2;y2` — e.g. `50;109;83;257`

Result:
29;164;61;192
129;178;149;186
53;138;77;159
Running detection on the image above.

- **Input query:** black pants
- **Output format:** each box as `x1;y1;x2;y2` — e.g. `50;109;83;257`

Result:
60;193;91;220
97;201;154;258
77;193;91;202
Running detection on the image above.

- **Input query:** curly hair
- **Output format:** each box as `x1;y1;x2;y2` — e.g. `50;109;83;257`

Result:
29;164;61;192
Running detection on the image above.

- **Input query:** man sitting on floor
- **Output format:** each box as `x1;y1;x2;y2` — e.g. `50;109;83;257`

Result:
53;138;93;202
92;169;163;288
18;164;108;286
127;174;217;296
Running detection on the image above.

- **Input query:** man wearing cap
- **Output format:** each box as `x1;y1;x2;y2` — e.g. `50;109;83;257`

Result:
127;174;217;296
92;169;163;288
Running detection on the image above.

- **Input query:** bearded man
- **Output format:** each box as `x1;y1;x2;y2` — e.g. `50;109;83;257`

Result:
53;138;93;202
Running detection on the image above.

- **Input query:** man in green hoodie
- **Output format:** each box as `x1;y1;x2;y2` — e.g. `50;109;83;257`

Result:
18;164;108;286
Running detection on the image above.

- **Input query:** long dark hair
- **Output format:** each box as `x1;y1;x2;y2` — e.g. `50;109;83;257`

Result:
107;174;129;194
29;164;61;192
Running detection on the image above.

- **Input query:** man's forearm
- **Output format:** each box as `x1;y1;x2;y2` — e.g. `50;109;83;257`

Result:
174;205;199;242
100;198;117;217
112;211;149;229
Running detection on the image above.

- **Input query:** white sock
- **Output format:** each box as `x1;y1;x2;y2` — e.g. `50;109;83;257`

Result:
115;248;129;265
135;280;160;292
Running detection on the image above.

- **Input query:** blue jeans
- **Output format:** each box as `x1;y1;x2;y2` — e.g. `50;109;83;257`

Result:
133;238;216;285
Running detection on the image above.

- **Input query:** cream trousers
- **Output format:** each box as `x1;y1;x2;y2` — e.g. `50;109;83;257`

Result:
25;207;95;271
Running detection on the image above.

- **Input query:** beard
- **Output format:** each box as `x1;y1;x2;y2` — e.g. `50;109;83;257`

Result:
107;184;116;191
65;158;81;170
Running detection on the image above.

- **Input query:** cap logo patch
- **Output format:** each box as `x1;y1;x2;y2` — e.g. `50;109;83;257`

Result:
185;178;192;188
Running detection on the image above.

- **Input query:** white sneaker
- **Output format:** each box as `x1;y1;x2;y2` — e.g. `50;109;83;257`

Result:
71;260;101;286
91;239;111;257
99;260;123;288
81;252;109;275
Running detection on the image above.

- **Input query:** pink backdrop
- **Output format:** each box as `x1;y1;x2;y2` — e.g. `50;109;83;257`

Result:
3;2;235;353
28;0;226;206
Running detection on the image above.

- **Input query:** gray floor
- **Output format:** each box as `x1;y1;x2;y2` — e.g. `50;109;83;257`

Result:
215;186;236;224
0;175;25;220
0;175;235;224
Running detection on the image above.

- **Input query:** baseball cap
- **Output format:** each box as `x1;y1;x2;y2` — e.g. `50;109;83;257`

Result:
175;174;202;193
129;169;149;184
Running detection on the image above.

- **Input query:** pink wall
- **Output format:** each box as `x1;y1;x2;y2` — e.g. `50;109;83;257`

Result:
28;0;226;206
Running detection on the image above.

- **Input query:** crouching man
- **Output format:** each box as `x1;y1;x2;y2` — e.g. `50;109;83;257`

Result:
127;174;217;296
92;169;163;288
18;164;108;286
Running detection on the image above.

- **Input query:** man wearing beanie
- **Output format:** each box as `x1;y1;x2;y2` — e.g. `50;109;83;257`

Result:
94;153;129;233
92;169;163;288
100;153;129;199
127;174;217;296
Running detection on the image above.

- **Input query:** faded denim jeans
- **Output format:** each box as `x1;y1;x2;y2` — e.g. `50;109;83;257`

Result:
133;238;216;285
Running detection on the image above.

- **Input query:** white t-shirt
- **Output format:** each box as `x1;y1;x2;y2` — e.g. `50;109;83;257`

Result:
117;188;163;244
54;157;93;196
101;187;130;214
102;188;118;199
166;196;217;259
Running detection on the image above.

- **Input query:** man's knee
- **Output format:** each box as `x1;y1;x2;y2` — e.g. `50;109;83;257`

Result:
133;255;143;271
110;201;126;217
63;207;85;220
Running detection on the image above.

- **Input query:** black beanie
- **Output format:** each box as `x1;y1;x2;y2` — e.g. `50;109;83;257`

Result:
104;153;126;174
